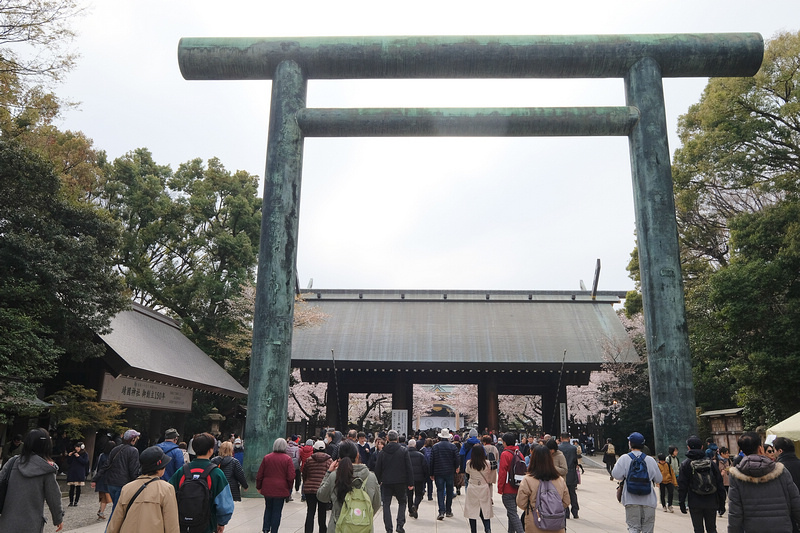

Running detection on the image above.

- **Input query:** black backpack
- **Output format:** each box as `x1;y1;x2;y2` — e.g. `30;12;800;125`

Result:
506;449;527;488
689;458;717;495
177;463;216;533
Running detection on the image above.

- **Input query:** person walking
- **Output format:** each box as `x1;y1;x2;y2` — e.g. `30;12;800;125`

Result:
728;431;800;532
656;454;677;513
429;428;459;521
256;437;297;533
515;444;569;533
374;429;414;533
103;429;143;514
611;432;662;533
106;446;180;533
557;433;579;520
92;441;115;520
156;428;184;482
212;441;249;501
317;440;381;532
168;432;235;533
0;427;64;532
678;436;726;532
303;441;332;533
406;439;429;519
464;444;495;533
287;436;302;501
601;438;616;480
66;441;89;507
497;432;525;533
422;438;435;502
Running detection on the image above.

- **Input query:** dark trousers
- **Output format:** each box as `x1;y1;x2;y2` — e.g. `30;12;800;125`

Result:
68;485;82;504
469;510;491;533
263;496;286;533
381;483;408;532
434;474;454;514
295;469;302;492
659;483;675;507
565;484;578;518
407;481;426;510
689;507;717;533
426;478;434;500
304;493;327;533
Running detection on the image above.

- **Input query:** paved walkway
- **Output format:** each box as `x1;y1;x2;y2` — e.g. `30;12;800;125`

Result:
69;460;728;533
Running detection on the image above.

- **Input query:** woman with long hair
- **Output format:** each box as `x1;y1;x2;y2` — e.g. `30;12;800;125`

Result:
257;438;296;533
317;440;381;532
0;427;64;532
515;445;569;533
212;441;249;501
464;444;495;533
92;441;116;520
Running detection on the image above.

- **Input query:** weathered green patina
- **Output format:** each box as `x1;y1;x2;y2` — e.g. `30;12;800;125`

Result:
177;33;764;488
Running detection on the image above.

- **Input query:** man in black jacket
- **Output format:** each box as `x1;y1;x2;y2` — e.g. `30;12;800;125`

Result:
429;429;459;521
775;437;800;492
375;430;414;533
405;439;429;519
678;436;726;533
102;429;142;516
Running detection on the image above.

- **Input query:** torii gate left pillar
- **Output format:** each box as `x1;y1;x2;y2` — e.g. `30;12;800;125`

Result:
177;34;763;491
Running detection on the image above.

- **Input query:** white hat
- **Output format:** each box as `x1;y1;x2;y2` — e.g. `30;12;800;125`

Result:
234;438;242;445
438;429;452;440
313;441;326;451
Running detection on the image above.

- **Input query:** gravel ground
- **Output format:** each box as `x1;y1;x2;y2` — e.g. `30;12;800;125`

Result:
57;477;110;531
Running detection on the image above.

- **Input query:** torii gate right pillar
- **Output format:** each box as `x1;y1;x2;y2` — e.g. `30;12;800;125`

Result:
626;57;696;455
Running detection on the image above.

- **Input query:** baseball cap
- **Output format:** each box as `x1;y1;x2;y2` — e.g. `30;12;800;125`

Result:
628;432;645;446
686;436;703;449
164;428;180;439
313;441;326;451
124;429;141;441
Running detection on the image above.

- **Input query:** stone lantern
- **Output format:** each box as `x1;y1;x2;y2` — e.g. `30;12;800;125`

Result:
205;407;226;435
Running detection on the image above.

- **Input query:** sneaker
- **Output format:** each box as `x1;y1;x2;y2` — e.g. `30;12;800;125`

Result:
397;527;405;533
663;506;668;512
437;514;444;520
445;512;454;518
97;514;105;521
668;506;675;513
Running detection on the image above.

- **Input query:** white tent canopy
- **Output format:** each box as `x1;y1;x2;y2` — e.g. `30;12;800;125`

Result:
767;411;800;441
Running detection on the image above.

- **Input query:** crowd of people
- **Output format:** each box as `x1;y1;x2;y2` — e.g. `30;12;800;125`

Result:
1;425;799;533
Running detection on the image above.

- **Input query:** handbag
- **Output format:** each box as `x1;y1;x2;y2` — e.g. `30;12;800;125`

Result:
616;480;624;502
0;456;19;514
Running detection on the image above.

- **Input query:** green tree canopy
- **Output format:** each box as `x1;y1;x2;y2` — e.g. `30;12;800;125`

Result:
0;140;128;414
47;383;126;440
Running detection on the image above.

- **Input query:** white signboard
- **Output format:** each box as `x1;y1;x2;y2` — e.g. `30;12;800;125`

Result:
101;373;193;412
415;417;456;431
559;403;568;435
392;409;408;436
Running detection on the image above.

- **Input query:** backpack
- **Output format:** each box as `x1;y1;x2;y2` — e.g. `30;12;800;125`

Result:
335;477;373;533
531;479;565;531
487;450;498;471
625;452;651;495
177;463;216;533
287;444;301;470
689;458;717;495
506;449;527;488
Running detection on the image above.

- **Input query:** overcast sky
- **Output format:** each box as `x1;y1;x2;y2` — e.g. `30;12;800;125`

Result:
57;1;799;292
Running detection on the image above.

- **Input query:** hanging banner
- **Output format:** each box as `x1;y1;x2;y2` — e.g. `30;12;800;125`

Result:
392;409;408;436
101;373;193;412
559;403;568;435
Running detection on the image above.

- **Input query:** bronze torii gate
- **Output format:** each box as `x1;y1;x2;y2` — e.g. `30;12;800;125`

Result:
177;33;763;487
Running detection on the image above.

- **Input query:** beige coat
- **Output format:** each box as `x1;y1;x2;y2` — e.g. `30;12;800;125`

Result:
515;475;570;533
551;450;568;478
106;475;180;533
464;461;494;520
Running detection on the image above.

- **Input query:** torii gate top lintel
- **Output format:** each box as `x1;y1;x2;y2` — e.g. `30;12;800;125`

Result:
178;33;763;81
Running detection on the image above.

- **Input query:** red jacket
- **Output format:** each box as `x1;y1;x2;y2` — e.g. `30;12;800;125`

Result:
256;452;296;498
300;445;314;470
498;445;519;495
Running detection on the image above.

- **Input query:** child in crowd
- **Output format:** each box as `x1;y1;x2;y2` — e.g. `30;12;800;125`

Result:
657;453;677;513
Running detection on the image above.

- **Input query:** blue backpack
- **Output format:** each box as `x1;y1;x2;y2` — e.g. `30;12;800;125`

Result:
625;452;651;495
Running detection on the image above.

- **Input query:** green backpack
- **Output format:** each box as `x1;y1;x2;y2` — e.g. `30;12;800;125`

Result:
336;477;373;533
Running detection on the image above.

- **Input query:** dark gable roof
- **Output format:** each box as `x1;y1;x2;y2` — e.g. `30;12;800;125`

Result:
100;303;247;398
292;289;637;369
